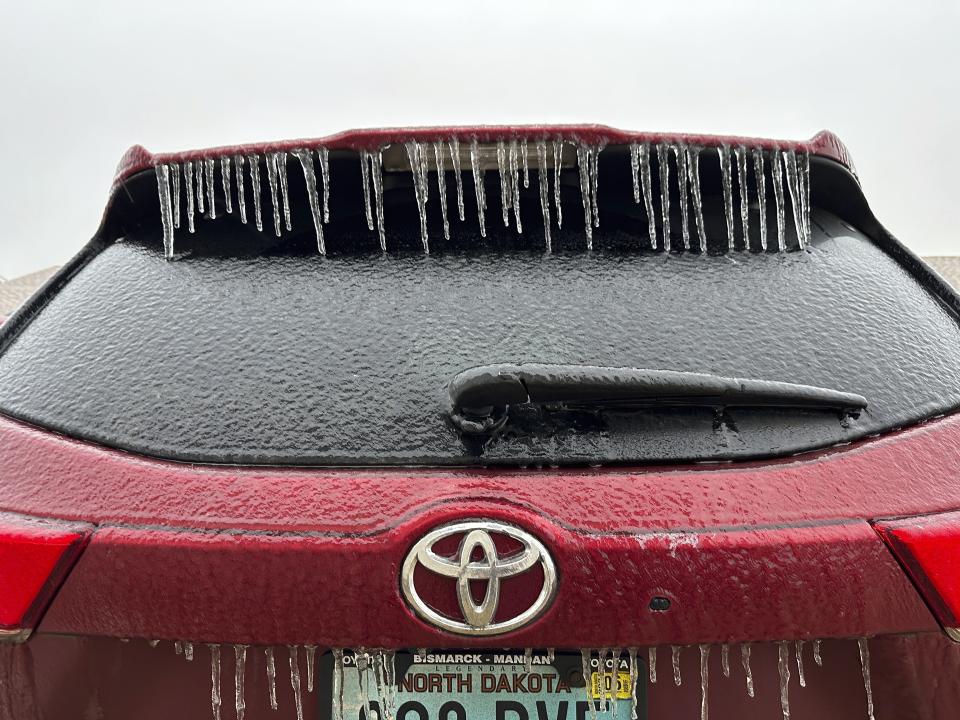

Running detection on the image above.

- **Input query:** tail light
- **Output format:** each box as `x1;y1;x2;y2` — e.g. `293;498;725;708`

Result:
0;511;90;642
874;510;960;641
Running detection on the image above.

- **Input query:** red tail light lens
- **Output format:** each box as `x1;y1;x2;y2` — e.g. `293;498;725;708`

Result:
0;512;90;642
875;510;960;639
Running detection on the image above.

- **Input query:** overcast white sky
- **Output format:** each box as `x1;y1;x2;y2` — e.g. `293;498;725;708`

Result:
0;0;957;278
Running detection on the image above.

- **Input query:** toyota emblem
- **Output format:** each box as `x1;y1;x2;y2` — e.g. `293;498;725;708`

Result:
401;520;557;636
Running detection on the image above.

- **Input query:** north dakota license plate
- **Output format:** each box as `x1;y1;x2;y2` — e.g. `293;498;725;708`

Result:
320;650;647;720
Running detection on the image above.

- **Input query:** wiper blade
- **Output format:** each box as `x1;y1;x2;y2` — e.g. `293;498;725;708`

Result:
448;363;867;434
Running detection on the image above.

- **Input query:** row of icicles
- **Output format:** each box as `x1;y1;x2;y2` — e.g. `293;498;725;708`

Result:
153;139;813;259
149;637;875;720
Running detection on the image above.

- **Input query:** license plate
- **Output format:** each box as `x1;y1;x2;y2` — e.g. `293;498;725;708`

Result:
319;650;647;720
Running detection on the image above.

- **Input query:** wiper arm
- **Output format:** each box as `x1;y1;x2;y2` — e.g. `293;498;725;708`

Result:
448;363;867;434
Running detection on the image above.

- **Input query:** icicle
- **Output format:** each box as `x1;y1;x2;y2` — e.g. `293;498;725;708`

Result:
155;165;174;260
221;156;233;214
648;647;657;684
795;641;806;688
204;158;216;220
740;644;755;698
799;151;811;245
148;639;160;648
577;144;594;250
170;162;181;230
277;152;292;232
265;153;282;237
406;142;430;252
675;145;690;250
580;650;597;720
688;147;707;253
590;143;603;230
783;149;804;249
630;143;640;204
434;142;450;240
305;645;317;693
638;144;657;248
175;641;183;655
536;140;552;252
735;147;749;251
289;646;304;720
553;140;563;228
370;151;386;252
234;645;247;720
265;647;278;711
858;638;875;720
813;640;823;667
609;648;621;718
317;148;331;224
184;162;196;234
778;641;791;720
360;151;374;231
771;148;786;252
357;650;371;720
718;146;735;252
509;139;523;233
293;149;326;255
524;648;533;673
628;648;639;720
470;139;487;237
699;645;710;720
247;155;263;232
657;143;671;251
196;157;206;214
185;641;195;661
384;651;397;720
234;155;248;224
596;648;609;712
209;644;222;720
332;649;345;720
721;644;730;678
522;139;530;188
547;649;555;664
449;137;466;221
671;646;682;686
497;140;511;228
372;651;387;720
752;149;767;251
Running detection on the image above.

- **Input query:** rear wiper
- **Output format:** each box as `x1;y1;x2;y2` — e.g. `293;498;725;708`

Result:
447;363;867;435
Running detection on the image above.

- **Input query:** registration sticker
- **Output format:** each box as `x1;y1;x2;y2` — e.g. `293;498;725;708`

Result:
319;650;646;720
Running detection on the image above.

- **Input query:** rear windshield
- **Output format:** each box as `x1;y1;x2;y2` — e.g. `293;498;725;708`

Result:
0;209;958;466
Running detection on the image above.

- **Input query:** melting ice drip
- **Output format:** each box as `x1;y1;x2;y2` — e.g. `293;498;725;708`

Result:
155;636;873;720
153;137;813;260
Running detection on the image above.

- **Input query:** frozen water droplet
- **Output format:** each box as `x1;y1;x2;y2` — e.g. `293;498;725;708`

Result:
699;645;710;720
778;641;791;720
671;645;682;686
771;148;786;252
657;143;671;252
580;650;597;720
628;648;639;720
638;144;657;248
196;158;206;215
405;142;430;252
293;149;325;255
289;646;304;720
751;149;767;251
721;644;730;678
220;156;233;214
449;137;466;222
536;140;552;252
183;161;196;234
735;147;750;251
470;139;487;238
687;147;706;253
234;645;247;720
795;641;806;688
858;638;875;720
265;153;282;237
317;148;331;224
170;162;181;230
305;645;317;693
332;649;345;720
812;640;823;667
740;644;754;698
552;140;563;229
497;140;511;228
155;165;174;260
510;140;523;234
209;644;221;720
648;647;657;684
360;150;374;231
247;155;263;233
204;158;216;220
675;145;690;250
185;641;194;661
434;142;450;240
233;155;247;225
782;149;803;249
265;647;278;711
718;146;735;252
522;139;530;188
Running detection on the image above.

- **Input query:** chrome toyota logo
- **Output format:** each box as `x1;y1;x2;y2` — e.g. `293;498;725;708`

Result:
401;520;557;636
